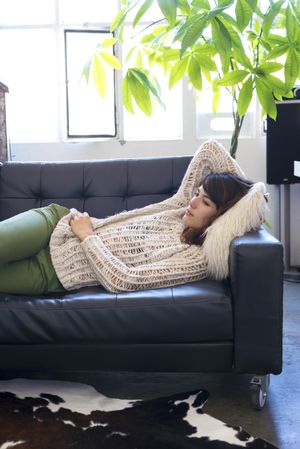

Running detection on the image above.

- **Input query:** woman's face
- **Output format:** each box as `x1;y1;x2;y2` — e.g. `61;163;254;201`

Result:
182;186;218;230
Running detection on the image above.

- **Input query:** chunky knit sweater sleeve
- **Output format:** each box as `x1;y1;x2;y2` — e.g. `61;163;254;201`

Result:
172;139;245;206
80;235;207;293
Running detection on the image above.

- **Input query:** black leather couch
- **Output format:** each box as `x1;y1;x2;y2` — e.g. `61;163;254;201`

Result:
0;156;283;405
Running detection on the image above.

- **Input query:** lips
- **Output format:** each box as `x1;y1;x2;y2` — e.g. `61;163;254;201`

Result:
185;208;193;217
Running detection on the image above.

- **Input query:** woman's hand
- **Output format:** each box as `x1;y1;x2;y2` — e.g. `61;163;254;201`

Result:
69;211;94;241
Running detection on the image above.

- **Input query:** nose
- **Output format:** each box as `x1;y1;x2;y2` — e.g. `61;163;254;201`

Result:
189;195;198;208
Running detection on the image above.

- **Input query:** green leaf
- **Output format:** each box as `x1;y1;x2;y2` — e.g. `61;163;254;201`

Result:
211;18;231;72
133;0;154;28
194;43;216;56
255;77;277;119
131;68;165;107
253;18;260;34
157;0;177;26
219;12;239;29
177;0;191;15
218;16;252;69
188;56;202;90
217;70;249;86
288;0;300;27
212;86;220;112
263;74;289;95
110;7;127;32
180;14;208;57
249;1;263;19
196;54;218;71
159;48;180;61
247;30;258;43
135;49;143;66
128;72;152;115
98;51;122;70
101;37;118;48
286;5;298;44
202;67;212;82
257;62;283;73
284;48;300;90
218;0;234;7
174;14;203;42
266;34;288;45
191;0;211;12
260;38;272;52
122;74;134;113
264;44;289;60
125;46;137;64
262;0;284;37
237;76;253;116
141;33;156;43
235;0;252;31
80;59;91;84
92;54;107;97
169;57;189;88
247;0;258;13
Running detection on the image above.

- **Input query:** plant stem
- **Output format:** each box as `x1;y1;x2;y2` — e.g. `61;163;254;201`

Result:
230;113;244;159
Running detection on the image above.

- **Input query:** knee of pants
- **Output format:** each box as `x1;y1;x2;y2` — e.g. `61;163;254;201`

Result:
0;257;47;295
0;248;64;295
0;204;70;265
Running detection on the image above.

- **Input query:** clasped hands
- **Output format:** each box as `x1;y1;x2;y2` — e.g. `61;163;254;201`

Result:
69;209;94;241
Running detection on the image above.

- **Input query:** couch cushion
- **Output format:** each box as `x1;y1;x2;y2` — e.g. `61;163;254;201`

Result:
0;280;232;345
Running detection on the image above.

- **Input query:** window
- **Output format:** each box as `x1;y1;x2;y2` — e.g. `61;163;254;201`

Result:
0;0;119;142
0;0;183;143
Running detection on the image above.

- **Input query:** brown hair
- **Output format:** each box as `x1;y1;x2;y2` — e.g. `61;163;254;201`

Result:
181;172;254;246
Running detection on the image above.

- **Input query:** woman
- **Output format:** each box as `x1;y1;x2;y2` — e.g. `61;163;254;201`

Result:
0;140;268;295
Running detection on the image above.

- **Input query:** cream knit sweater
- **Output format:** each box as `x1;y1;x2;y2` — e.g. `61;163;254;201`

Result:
49;140;254;293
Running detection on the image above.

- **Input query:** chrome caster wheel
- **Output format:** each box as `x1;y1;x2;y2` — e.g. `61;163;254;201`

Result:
250;374;270;410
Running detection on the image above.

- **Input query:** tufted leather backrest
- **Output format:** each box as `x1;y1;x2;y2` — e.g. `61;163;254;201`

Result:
0;157;191;221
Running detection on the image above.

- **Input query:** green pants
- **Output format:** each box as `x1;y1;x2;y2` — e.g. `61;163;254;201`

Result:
0;204;70;295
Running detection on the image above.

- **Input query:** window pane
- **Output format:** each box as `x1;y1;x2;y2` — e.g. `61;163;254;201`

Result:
0;29;58;142
60;0;119;24
196;88;255;138
65;30;116;137
0;0;55;25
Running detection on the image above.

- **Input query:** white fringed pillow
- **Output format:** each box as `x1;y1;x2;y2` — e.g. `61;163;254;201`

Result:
201;182;269;280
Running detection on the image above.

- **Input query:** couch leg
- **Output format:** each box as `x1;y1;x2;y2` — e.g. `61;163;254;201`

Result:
250;374;270;410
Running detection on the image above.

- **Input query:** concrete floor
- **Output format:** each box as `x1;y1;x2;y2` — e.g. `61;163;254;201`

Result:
1;281;299;448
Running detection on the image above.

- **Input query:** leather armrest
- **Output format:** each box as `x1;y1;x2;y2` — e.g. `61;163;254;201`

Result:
229;228;283;374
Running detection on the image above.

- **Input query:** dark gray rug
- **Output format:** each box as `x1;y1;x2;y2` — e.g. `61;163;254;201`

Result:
0;379;277;449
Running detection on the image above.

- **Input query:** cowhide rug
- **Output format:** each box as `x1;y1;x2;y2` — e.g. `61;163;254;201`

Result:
0;379;277;449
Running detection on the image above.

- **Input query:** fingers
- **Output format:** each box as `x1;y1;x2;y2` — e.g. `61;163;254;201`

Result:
69;211;89;223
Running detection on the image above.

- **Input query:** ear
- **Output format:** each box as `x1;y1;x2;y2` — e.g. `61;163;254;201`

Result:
201;182;269;280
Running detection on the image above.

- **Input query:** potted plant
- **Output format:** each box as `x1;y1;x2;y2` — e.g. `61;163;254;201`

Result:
86;0;300;158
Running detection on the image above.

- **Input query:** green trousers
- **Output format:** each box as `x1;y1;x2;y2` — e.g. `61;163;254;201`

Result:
0;204;70;295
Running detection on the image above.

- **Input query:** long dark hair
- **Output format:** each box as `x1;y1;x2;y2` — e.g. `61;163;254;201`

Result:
181;172;254;246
